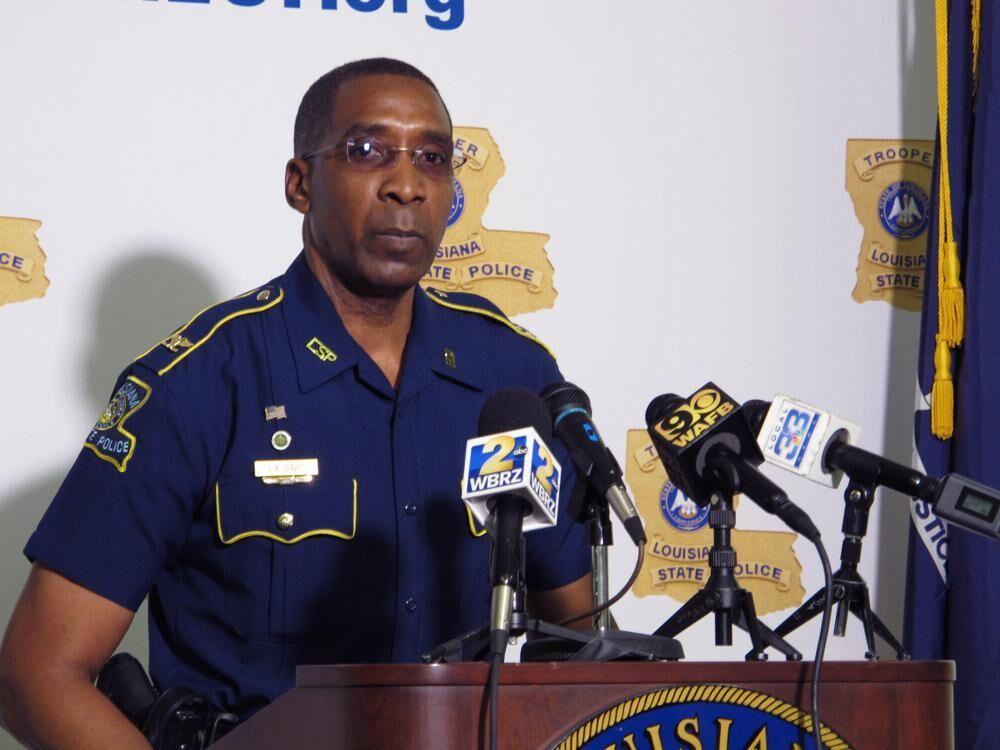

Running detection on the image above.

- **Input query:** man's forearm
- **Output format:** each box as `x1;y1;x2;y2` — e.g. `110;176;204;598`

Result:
1;666;151;750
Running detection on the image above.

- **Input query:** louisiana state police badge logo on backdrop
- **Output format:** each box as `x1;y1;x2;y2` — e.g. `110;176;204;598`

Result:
0;216;50;307
845;139;934;312
421;128;556;316
552;685;853;750
85;376;151;472
660;480;708;532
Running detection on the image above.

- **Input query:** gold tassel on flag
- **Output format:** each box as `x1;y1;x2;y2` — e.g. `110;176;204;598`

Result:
930;0;972;439
939;240;965;346
932;336;955;439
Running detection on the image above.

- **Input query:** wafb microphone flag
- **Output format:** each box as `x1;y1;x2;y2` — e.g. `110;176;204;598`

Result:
904;2;1000;748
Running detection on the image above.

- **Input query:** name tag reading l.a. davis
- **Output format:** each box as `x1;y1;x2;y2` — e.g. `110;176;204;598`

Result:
254;458;319;485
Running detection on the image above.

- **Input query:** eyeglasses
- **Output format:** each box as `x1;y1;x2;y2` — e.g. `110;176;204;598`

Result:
302;135;468;180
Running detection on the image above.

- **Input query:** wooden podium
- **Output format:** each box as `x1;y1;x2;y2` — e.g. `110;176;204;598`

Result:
214;661;953;749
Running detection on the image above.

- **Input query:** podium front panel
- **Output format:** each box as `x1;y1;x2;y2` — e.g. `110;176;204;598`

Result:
214;661;953;749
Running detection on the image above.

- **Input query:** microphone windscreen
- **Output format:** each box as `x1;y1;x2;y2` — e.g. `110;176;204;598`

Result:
645;393;684;427
478;387;553;443
741;399;771;434
540;381;592;417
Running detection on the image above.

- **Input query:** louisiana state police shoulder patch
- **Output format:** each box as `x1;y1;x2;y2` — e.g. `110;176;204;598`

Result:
85;375;151;472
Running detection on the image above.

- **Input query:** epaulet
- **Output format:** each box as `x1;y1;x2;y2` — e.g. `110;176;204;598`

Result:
134;284;284;377
423;286;555;360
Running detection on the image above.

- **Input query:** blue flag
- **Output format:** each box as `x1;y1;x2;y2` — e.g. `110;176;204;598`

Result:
904;3;1000;748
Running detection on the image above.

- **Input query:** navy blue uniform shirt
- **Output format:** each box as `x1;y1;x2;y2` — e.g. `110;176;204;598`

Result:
25;252;590;718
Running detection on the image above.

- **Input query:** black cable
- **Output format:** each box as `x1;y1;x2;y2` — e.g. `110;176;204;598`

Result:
487;651;502;750
558;544;644;627
810;539;834;750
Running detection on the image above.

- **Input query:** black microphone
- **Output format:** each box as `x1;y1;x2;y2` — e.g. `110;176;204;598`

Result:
645;383;821;542
744;396;1000;541
473;387;556;657
541;382;646;546
742;397;934;497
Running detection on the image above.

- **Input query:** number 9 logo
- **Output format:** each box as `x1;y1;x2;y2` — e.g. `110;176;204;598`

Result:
661;388;722;442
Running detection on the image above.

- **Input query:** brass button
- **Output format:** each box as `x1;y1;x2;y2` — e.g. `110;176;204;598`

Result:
271;430;292;451
276;512;294;530
257;289;271;302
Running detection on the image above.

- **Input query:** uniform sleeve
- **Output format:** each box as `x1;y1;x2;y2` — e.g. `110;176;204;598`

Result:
523;352;592;591
24;365;211;611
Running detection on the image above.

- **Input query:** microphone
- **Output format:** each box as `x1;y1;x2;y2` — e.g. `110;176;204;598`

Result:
645;383;821;541
746;395;861;489
746;396;931;496
541;382;646;546
461;387;562;656
746;395;1000;541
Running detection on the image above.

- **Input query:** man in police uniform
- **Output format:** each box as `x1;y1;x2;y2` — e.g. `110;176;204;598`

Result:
0;59;591;747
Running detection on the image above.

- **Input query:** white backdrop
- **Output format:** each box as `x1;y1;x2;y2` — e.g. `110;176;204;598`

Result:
0;1;935;742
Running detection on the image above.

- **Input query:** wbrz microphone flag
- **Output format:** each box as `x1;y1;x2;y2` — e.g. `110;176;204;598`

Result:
904;4;1000;748
462;427;560;532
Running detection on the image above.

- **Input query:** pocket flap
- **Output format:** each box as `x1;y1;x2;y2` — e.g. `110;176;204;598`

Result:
215;477;357;544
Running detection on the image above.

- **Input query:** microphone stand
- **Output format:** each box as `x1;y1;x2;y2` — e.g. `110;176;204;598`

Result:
580;485;613;632
422;587;609;664
770;477;909;660
423;496;683;664
652;491;802;661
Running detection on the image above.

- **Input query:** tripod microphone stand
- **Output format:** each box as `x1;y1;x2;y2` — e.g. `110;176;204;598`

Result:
421;531;609;663
421;551;681;664
770;477;909;660
423;492;683;664
652;490;802;660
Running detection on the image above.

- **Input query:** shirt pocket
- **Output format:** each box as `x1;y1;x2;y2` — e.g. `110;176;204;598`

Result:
215;470;358;642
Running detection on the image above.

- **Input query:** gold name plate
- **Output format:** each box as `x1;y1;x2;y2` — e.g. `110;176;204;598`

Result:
254;458;319;485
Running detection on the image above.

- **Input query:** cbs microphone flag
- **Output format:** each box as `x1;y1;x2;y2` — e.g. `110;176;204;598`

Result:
904;3;1000;747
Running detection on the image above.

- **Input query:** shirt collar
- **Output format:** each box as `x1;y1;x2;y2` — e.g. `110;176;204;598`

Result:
282;252;359;393
281;252;485;397
400;285;485;399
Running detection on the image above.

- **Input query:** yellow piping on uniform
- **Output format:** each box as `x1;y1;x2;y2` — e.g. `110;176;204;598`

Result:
425;293;556;360
83;375;151;473
158;289;285;376
215;479;358;544
465;504;488;538
133;286;264;363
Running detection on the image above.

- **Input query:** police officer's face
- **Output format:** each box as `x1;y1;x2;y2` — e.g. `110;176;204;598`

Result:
298;75;453;298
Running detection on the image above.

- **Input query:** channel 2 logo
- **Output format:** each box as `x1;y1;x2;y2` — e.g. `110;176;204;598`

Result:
465;434;528;493
529;441;559;516
462;428;560;527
